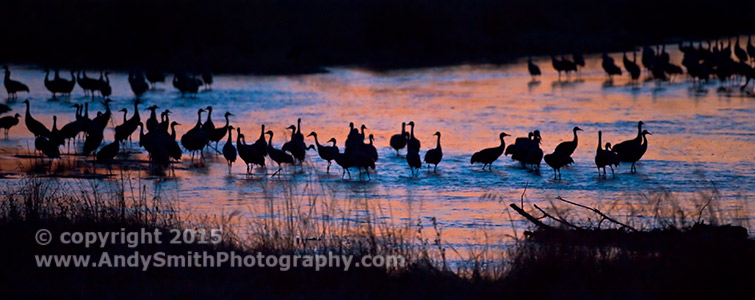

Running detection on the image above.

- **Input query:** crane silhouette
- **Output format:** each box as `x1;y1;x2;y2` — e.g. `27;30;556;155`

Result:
471;132;510;170
308;132;339;174
3;66;29;98
0;113;21;138
595;131;620;178
424;131;442;173
223;126;237;174
266;130;294;177
611;121;650;173
527;57;541;81
389;122;408;156
23;99;51;138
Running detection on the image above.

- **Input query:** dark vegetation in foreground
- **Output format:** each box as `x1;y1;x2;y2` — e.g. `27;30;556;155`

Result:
2;0;754;74
0;176;752;299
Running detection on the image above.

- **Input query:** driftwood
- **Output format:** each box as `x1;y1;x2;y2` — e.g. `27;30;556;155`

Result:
555;196;636;231
509;203;552;230
533;204;579;229
510;196;636;232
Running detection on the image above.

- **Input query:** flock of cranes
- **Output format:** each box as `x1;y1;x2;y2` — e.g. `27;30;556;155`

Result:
2;97;651;181
5;38;755;100
527;36;755;92
2;37;702;180
3;66;213;99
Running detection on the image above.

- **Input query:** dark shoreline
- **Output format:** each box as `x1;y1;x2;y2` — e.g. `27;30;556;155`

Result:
3;0;754;75
2;177;753;299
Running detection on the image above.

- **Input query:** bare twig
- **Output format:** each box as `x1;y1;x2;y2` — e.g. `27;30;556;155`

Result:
520;182;529;208
555;196;636;231
533;204;580;229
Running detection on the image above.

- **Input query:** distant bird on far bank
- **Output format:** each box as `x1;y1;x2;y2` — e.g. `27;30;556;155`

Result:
3;66;30;98
527;57;541;81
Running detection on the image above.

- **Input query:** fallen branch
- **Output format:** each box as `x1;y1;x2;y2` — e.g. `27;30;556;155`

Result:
533;204;580;229
509;203;553;230
556;196;636;231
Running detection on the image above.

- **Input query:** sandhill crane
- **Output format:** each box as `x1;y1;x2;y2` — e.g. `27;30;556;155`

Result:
23;99;50;138
308;132;339;173
527;57;541;81
0;113;21;138
424;131;442;173
389;122;408;156
471;132;510;170
3;66;30;98
223;126;237;174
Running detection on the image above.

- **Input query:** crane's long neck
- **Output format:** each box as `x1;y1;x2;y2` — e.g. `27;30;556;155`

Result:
436;135;441;149
499;136;505;148
171;124;177;139
205;109;212;123
227;127;233;142
597;132;602;151
150;109;156;119
313;135;321;148
196;110;203;125
267;133;273;147
297;119;301;134
25;101;30;117
133;102;140;121
237;130;243;145
259;125;265;140
224;114;230;127
122;111;127;123
401;123;406;135
573;129;579;143
84;103;89;118
410;124;415;139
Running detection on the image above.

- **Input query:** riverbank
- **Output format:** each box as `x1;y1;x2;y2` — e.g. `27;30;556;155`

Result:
1;176;752;299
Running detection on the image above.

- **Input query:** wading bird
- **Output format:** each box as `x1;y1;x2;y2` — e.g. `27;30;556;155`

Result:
471;132;510;170
266;130;294;177
0;113;21;138
424;131;442;173
223;126;237;174
3;66;29;98
595;131;620;178
308;132;339;174
611;121;650;173
527;57;541;81
23;99;51;138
